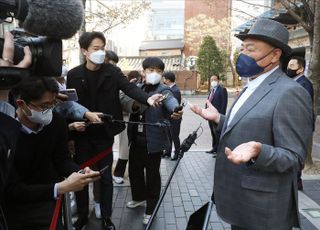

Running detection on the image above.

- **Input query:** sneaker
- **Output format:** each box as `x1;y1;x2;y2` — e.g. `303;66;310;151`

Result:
126;200;146;208
73;216;88;230
113;176;124;184
95;202;102;219
142;213;151;225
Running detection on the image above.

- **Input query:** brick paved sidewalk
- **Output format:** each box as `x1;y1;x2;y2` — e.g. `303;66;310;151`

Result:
82;151;319;230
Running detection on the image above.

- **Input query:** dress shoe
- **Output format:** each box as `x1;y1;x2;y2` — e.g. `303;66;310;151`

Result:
205;149;215;154
73;216;88;230
102;217;116;230
161;153;170;158
212;152;217;158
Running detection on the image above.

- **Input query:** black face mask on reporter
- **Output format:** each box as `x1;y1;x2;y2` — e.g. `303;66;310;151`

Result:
286;68;300;78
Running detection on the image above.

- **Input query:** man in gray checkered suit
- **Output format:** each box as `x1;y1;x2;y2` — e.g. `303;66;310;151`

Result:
190;19;313;230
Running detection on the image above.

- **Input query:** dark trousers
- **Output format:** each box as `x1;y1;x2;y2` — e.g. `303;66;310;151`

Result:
165;120;181;156
74;139;113;218
170;120;181;154
5;201;63;230
128;143;161;214
113;159;128;177
208;121;218;151
297;170;302;181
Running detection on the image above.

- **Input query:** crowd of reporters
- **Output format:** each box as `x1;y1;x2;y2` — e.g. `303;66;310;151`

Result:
0;31;182;230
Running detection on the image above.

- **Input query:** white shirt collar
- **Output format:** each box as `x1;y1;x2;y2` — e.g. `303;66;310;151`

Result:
17;117;44;134
169;83;176;88
246;66;279;90
293;74;304;81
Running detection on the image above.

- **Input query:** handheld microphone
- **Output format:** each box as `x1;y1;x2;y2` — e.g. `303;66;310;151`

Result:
180;125;201;153
2;0;84;39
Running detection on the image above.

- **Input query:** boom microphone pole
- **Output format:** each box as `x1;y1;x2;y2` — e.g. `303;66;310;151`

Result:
145;124;202;230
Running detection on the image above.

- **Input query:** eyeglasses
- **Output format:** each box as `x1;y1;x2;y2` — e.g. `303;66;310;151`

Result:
28;100;59;114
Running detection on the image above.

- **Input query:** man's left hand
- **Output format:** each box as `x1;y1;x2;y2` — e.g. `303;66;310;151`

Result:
147;94;164;107
171;110;183;119
225;141;261;164
85;111;103;122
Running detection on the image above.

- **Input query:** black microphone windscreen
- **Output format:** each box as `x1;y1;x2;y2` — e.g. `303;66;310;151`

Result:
22;0;84;39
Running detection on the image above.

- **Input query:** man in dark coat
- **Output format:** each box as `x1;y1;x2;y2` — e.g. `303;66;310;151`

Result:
287;55;314;191
67;32;162;230
206;75;228;155
162;71;182;160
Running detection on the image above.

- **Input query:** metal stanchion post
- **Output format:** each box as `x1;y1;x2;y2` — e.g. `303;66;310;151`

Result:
62;192;73;230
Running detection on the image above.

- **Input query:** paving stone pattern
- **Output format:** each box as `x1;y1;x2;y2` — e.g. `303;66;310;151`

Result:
84;152;231;230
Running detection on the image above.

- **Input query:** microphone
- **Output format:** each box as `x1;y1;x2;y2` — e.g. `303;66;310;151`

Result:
9;0;84;39
180;125;201;153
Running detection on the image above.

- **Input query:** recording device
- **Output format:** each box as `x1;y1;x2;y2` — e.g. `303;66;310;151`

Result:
146;124;201;229
0;0;84;89
180;125;201;153
0;30;62;89
174;102;185;113
0;0;84;39
60;88;78;101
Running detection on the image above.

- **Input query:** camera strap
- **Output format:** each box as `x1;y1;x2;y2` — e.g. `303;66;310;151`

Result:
49;147;113;230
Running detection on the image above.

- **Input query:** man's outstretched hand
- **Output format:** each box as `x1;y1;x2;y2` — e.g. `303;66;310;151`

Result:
225;141;261;164
189;100;220;124
147;93;164;107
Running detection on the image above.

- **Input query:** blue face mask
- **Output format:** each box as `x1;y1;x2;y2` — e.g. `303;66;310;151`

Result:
236;50;274;78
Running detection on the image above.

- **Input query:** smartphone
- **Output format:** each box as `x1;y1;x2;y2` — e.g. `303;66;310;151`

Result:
99;165;110;175
60;88;78;101
161;92;170;102
174;105;184;113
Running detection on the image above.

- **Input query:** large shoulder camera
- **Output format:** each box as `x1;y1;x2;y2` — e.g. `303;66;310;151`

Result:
0;0;84;90
0;29;62;89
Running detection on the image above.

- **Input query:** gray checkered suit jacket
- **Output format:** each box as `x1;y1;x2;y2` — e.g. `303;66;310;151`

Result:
213;68;313;230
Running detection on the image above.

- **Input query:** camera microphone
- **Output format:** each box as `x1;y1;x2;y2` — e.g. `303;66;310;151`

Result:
3;0;84;39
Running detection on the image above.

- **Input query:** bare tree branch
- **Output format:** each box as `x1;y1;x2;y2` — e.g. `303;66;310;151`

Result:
232;8;257;19
301;0;315;22
235;0;273;9
279;0;313;32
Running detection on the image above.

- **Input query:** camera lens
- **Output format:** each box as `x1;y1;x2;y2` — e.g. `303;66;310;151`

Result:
13;37;62;77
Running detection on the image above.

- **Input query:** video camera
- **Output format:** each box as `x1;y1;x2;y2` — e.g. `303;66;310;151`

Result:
0;29;62;83
0;0;85;89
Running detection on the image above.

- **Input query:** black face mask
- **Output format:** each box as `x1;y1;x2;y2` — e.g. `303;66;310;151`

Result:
286;68;299;78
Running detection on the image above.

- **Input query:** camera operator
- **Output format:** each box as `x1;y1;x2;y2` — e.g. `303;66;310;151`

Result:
0;31;31;230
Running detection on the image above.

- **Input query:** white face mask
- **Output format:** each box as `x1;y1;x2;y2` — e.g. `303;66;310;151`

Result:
145;72;162;85
211;81;218;88
26;107;53;126
88;50;106;64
